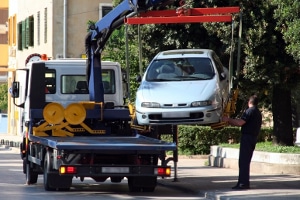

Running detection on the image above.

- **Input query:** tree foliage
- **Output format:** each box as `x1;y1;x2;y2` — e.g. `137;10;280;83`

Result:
272;0;300;62
103;0;300;146
191;0;299;145
104;25;143;102
0;83;8;112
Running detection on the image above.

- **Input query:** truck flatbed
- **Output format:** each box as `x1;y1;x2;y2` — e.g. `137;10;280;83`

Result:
29;134;176;152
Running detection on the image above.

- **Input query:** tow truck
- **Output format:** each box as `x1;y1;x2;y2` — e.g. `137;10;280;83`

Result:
11;0;240;192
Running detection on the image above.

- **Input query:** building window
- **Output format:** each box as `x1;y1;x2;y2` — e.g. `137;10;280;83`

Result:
8;15;17;45
99;3;112;19
44;7;47;43
25;18;29;48
0;8;8;44
21;20;26;49
37;11;40;46
17;22;22;50
21;16;34;49
28;16;34;47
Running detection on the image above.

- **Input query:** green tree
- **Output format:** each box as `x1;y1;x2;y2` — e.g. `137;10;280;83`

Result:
103;0;299;145
0;83;8;112
202;0;299;146
272;0;300;62
104;25;143;102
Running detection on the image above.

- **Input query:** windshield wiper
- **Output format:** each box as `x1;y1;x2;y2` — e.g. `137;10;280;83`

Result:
175;75;210;80
150;78;180;81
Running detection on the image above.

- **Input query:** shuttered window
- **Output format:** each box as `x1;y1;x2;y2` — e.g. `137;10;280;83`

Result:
17;22;22;50
44;7;47;43
37;11;40;46
0;8;8;44
25;18;29;48
29;16;34;46
21;20;26;49
17;15;34;50
8;15;17;46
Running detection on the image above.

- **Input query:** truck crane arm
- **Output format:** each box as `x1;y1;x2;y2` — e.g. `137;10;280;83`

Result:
85;0;171;103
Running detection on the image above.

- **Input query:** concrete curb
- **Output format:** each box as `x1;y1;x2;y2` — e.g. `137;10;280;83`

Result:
0;145;11;150
0;139;21;148
209;145;300;175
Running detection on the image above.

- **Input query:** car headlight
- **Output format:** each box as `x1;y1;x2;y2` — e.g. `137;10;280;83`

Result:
191;100;212;107
141;102;161;108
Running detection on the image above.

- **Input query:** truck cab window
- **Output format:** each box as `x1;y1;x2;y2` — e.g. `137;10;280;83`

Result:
45;70;56;94
102;69;115;94
61;75;87;94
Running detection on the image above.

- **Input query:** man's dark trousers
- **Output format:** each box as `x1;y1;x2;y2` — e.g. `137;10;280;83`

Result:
238;133;257;186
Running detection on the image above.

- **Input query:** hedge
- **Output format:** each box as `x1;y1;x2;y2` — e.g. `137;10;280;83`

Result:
161;125;273;155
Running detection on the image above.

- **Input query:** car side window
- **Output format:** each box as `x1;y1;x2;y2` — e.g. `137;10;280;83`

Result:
212;53;225;79
146;61;167;81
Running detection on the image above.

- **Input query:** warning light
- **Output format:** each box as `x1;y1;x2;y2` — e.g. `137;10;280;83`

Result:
155;167;171;176
41;54;48;60
60;166;77;174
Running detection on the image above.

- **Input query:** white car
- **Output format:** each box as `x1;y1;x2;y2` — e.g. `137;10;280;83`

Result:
135;49;230;125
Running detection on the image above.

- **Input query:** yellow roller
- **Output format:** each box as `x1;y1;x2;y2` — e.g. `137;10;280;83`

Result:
43;103;65;124
64;103;86;125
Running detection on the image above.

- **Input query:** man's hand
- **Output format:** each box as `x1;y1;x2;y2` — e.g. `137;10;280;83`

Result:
222;116;229;122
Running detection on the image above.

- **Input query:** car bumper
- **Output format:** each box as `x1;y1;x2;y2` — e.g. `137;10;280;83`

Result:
135;106;222;125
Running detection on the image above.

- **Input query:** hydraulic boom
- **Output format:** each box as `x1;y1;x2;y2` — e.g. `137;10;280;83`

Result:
85;0;171;102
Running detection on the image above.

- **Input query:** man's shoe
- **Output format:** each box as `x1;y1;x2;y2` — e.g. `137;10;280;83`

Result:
232;184;250;190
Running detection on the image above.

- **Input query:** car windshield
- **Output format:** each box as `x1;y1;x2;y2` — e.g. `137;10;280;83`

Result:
145;57;215;81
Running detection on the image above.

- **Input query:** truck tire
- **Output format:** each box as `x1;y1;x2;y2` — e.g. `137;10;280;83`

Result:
43;151;56;191
142;177;156;192
43;151;72;191
128;177;142;192
24;158;38;184
128;177;156;192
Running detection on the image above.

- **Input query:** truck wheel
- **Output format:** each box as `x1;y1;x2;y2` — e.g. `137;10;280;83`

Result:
128;177;142;192
128;177;156;192
43;151;56;191
24;158;38;184
142;186;155;192
43;151;72;191
142;177;156;192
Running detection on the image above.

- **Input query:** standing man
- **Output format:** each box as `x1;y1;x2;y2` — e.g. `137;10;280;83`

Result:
222;95;262;190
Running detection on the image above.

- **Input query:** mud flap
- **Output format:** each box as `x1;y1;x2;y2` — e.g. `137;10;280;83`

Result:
47;172;73;189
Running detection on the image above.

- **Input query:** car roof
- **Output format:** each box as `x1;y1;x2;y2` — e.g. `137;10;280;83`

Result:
154;49;214;59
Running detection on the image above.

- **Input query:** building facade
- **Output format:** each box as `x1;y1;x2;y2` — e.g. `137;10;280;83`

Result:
7;0;113;135
0;0;8;82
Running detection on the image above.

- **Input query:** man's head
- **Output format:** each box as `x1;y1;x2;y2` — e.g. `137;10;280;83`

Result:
248;95;259;107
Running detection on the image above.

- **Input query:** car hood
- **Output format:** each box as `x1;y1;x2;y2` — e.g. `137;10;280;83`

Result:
137;79;218;104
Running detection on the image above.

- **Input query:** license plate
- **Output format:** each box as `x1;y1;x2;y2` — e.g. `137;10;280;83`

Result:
101;167;129;173
162;112;189;118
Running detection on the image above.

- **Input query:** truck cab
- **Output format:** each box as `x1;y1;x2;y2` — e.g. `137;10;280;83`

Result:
12;59;127;134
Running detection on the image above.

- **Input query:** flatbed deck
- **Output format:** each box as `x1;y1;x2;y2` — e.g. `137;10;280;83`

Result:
29;134;176;152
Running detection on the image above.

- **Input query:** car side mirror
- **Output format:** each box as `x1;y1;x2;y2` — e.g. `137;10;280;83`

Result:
11;81;20;98
220;72;226;80
136;75;142;82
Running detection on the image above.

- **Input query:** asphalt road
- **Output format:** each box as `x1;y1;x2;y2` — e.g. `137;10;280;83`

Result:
2;136;300;200
0;147;205;200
